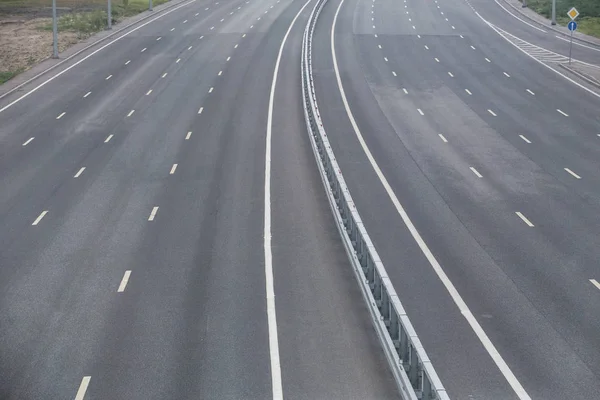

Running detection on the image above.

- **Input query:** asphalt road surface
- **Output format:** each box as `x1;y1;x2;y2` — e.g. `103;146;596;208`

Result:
0;0;397;399
311;0;600;399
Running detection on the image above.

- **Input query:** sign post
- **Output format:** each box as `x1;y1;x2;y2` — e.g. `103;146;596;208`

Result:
567;8;579;65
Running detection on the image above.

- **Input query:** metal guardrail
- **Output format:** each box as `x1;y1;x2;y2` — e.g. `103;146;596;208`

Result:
300;1;450;399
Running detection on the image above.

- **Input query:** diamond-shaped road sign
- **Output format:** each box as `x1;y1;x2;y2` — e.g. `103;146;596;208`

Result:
568;7;579;20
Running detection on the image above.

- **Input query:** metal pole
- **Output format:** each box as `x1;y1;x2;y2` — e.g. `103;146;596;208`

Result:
522;0;527;8
551;0;556;25
149;0;153;11
52;0;58;58
569;28;573;64
107;0;112;29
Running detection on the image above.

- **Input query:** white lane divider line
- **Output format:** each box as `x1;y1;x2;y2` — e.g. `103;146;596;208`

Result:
445;18;448;21
470;167;483;178
332;2;532;396
392;71;397;76
374;34;378;37
104;134;113;143
56;112;66;119
424;45;429;49
196;12;199;16
32;210;48;226
208;87;214;93
141;47;147;52
526;89;535;95
519;134;531;143
218;70;223;76
470;45;476;50
127;109;135;117
417;108;424;115
460;34;464;38
403;88;408;94
266;1;311;399
412;25;416;29
384;57;388;62
176;58;181;63
74;167;86;178
84;91;92;98
465;89;472;95
250;25;253;29
188;46;193;50
373;25;375;29
488;109;497;116
171;27;175;31
157;36;162;41
221;18;225;21
185;132;192;140
590;279;600;291
200;35;204;39
162;72;168;78
105;74;112;80
439;133;448;142
117;271;132;292
125;60;131;65
211;26;215;30
146;89;153;95
485;57;491;62
227;56;231;61
74;376;91;400
198;107;204;114
516;211;534;227
183;19;188;23
22;137;35;146
557;109;568;117
378;44;382;49
564;168;581;179
242;33;246;37
435;57;440;62
235;44;239;48
170;164;178;174
452;25;455;29
148;206;159;221
503;72;511;77
448;71;454;77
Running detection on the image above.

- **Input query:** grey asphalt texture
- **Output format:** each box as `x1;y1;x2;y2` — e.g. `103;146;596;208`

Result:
311;0;600;398
0;0;398;398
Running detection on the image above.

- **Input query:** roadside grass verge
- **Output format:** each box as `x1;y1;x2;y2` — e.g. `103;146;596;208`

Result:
0;69;24;84
522;0;600;38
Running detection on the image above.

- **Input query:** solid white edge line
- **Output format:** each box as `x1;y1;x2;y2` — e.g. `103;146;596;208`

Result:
23;137;35;146
117;270;132;292
493;0;547;33
74;167;86;178
564;168;581;179
555;35;600;52
74;376;91;400
590;279;600;290
32;210;48;226
0;0;198;114
331;2;531;399
170;164;178;174
515;211;534;227
148;206;159;221
265;0;312;398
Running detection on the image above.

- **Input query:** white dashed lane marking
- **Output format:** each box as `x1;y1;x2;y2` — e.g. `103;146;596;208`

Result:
418;108;424;116
392;71;397;76
186;131;192;140
470;167;483;178
105;134;114;143
162;73;168;78
439;134;448;142
465;89;472;95
519;135;531;143
591;279;600;291
74;167;86;178
127;110;135;117
526;89;535;95
105;75;112;80
557;109;569;117
146;89;152;95
448;72;454;77
403;88;408;94
516;212;534;227
32;211;48;226
74;377;91;400
125;60;131;65
198;107;204;114
22;137;34;146
170;164;178;174
209;87;214;93
141;47;147;52
117;271;132;292
56;112;66;119
488;109;497;116
84;91;92;98
148;206;159;221
564;168;581;179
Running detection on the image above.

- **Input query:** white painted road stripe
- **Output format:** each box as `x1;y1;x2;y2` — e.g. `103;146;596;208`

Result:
503;72;510;77
141;47;147;52
105;134;113;143
564;168;581;179
485;57;491;62
56;112;66;119
403;88;408;94
84;91;91;98
424;45;429;49
125;60;131;65
185;131;192;140
32;211;48;226
384;57;388;62
198;107;204;114
209;87;214;93
470;167;483;178
148;206;159;221
162;72;168;78
265;1;311;398
146;89;152;95
435;57;440;62
516;212;534;227
417;108;424;115
591;279;600;291
74;376;91;400
170;164;178;174
448;71;454;77
471;45;476;50
557;109;568;117
392;71;397;76
74;167;86;178
438;134;448;142
519;135;531;143
526;89;535;95
218;70;223;76
488;109;497;116
332;2;532;398
117;271;132;292
227;56;231;61
105;74;112;80
465;89;472;95
22;137;34;146
176;58;181;63
127;110;135;117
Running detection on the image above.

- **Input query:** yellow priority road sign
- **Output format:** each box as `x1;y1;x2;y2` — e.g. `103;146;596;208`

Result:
568;7;579;20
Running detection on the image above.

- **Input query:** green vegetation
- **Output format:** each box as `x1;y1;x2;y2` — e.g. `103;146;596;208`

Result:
523;0;600;38
0;69;23;84
36;0;170;37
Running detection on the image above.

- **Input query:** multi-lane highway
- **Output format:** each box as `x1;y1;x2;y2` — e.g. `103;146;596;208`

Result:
0;0;398;398
311;0;600;398
2;0;600;398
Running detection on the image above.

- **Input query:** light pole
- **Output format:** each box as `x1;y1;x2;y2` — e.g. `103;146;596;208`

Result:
51;0;58;58
551;0;556;25
107;0;112;29
522;0;527;8
149;0;153;11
